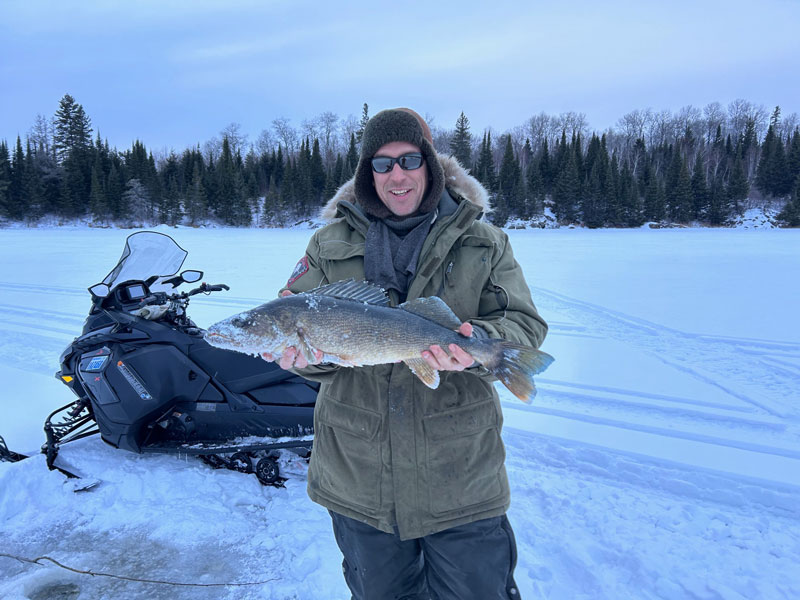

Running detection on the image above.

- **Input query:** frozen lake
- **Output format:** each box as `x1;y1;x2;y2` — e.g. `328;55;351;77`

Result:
1;225;799;599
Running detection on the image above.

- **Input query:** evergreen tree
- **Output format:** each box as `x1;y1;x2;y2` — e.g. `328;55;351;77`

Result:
741;118;758;179
162;174;182;225
495;135;519;224
757;124;791;197
53;94;92;163
0;142;11;218
263;174;281;225
526;153;544;216
664;145;681;210
280;157;296;217
215;136;250;225
553;149;580;223
670;156;694;223
159;154;182;224
727;153;749;214
107;161;125;220
246;171;259;218
707;171;727;225
231;167;251;226
274;147;285;189
89;164;108;223
309;138;326;204
475;132;496;192
777;174;800;226
323;154;344;200
573;133;584;181
449;112;472;168
203;158;219;218
603;153;619;225
22;142;45;220
344;134;358;179
619;161;643;227
294;138;313;216
788;129;800;185
644;172;665;222
691;153;708;220
145;152;161;214
122;179;151;224
53;94;77;163
584;134;602;180
186;162;207;225
356;103;369;146
7;137;27;220
583;160;604;228
216;137;236;223
539;139;553;195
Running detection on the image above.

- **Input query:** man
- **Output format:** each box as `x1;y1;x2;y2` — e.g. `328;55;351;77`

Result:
275;108;548;599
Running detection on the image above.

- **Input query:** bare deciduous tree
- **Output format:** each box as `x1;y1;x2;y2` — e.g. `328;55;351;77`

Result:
778;112;799;141
557;111;589;139
220;122;248;156
339;114;359;150
647;109;675;148
316;111;340;168
28;114;54;158
203;136;221;163
617;108;653;143
300;118;320;144
727;99;768;142
272;117;299;154
703;102;726;144
675;105;703;143
256;129;276;155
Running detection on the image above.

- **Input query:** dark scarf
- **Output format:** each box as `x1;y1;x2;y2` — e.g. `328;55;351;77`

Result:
364;211;434;301
363;190;459;301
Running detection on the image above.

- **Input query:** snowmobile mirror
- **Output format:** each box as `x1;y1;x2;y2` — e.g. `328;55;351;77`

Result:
89;283;110;298
181;270;203;283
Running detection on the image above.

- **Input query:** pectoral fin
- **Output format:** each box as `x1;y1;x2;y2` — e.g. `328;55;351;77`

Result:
296;331;319;364
403;358;440;389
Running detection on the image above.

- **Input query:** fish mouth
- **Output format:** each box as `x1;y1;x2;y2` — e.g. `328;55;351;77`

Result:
203;329;233;344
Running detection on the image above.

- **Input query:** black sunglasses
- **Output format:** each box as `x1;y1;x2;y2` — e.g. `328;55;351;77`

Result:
371;153;424;174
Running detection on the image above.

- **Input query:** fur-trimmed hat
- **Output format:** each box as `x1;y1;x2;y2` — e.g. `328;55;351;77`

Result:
353;108;445;219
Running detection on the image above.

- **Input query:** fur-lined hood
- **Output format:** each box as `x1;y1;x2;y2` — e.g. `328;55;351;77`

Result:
319;154;491;222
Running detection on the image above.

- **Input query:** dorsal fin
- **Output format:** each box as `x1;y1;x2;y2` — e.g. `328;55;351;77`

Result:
399;296;462;329
304;279;390;306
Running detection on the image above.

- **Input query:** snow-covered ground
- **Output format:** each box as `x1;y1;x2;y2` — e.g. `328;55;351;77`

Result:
1;226;799;600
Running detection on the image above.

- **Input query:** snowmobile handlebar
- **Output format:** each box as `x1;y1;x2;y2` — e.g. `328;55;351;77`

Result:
183;282;230;297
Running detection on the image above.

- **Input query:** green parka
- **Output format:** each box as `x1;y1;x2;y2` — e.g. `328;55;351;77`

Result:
285;155;548;540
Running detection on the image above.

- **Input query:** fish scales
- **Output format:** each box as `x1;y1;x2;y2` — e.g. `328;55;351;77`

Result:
205;280;554;402
287;294;486;365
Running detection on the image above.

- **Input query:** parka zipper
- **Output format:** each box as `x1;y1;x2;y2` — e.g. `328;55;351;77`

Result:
437;261;455;296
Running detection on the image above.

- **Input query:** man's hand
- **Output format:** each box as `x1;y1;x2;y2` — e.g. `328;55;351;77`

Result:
260;289;323;369
421;322;475;372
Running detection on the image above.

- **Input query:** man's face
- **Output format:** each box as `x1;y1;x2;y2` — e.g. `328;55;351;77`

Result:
372;141;428;217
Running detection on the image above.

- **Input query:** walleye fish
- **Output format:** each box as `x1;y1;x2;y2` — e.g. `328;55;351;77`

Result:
204;279;553;402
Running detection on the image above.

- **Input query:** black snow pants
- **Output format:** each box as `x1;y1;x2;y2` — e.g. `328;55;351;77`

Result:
329;511;521;600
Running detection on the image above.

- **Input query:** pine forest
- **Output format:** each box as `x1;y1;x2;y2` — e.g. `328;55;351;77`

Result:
1;95;799;228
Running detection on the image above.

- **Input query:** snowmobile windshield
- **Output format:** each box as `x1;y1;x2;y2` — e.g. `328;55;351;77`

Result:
98;232;189;294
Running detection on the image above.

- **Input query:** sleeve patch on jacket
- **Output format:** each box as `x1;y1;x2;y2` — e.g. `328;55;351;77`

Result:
287;256;309;286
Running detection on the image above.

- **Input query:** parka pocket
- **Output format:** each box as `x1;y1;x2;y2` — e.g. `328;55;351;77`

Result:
313;396;383;512
423;399;505;516
437;236;494;318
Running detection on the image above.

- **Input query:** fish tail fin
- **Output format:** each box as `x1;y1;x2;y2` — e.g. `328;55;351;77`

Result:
486;342;554;403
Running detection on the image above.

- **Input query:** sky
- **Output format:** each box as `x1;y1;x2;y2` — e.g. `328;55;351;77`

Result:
2;0;799;154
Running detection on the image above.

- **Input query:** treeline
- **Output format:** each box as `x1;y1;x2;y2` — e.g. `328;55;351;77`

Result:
1;96;799;228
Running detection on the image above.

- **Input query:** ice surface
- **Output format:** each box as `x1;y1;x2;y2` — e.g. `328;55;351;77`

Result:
1;225;799;599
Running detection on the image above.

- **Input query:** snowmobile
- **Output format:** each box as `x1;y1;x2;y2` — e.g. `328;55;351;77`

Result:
2;231;317;486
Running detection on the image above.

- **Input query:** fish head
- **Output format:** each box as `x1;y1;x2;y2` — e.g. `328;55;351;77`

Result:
204;307;287;356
